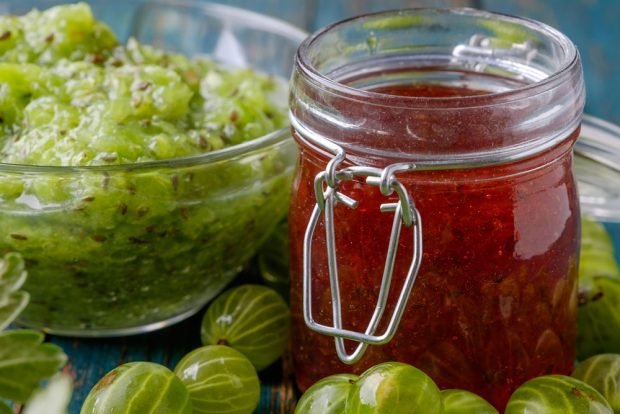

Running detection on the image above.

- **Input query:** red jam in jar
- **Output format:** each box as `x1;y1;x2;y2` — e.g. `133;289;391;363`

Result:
288;9;585;411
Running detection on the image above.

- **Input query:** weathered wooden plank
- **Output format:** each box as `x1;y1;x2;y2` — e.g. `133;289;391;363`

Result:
50;311;297;414
308;0;620;125
482;0;620;125
163;0;316;30
313;0;475;30
49;315;201;413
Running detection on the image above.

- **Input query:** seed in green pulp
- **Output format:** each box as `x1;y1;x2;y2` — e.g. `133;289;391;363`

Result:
80;361;192;414
174;345;259;414
201;284;290;371
505;375;612;414
345;362;442;413
441;389;498;414
573;354;620;413
294;373;358;414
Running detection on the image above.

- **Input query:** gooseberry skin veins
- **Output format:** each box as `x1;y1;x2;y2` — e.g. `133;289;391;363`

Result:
200;284;290;371
174;345;260;414
441;389;499;414
345;362;442;414
80;361;192;414
572;353;620;413
294;373;358;414
505;374;613;414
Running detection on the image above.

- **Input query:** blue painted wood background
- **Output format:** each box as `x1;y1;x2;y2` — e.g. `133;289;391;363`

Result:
0;1;618;413
223;0;620;125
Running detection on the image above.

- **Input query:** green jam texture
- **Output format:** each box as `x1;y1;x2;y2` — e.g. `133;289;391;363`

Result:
0;3;294;333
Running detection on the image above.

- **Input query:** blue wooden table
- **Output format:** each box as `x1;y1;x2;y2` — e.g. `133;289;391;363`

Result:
1;1;616;413
49;271;298;414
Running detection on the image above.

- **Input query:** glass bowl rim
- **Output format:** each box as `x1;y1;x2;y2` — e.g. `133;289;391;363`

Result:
131;0;308;43
0;0;307;174
0;129;293;173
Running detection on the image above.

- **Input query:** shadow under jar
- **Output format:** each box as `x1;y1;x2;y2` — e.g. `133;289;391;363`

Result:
288;8;584;410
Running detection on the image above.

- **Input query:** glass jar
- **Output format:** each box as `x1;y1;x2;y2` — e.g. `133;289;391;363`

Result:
288;8;584;410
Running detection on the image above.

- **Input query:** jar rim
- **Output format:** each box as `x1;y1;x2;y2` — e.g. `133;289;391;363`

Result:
296;8;580;109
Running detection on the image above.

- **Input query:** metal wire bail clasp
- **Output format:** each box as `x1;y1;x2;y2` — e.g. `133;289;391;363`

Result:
292;116;423;365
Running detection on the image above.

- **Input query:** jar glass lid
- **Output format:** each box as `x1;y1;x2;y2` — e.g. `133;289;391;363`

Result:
575;115;620;222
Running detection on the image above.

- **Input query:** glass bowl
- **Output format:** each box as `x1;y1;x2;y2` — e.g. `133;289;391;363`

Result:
575;114;620;262
0;0;307;336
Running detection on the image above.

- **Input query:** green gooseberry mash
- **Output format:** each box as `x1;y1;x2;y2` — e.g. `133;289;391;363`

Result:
0;3;294;332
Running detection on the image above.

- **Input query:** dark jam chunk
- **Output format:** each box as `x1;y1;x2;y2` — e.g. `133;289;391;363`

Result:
290;83;579;411
371;83;491;97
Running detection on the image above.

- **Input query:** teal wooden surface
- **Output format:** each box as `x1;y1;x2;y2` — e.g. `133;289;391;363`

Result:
50;317;201;414
49;311;297;414
483;0;620;128
0;1;617;413
308;0;620;124
218;0;620;124
312;0;476;29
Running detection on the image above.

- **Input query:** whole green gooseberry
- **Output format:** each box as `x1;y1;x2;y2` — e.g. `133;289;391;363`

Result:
505;375;612;414
294;373;358;414
441;389;498;414
573;354;620;413
577;216;620;360
577;275;620;360
174;345;259;414
345;362;442;413
579;216;619;288
80;361;192;414
201;284;290;371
